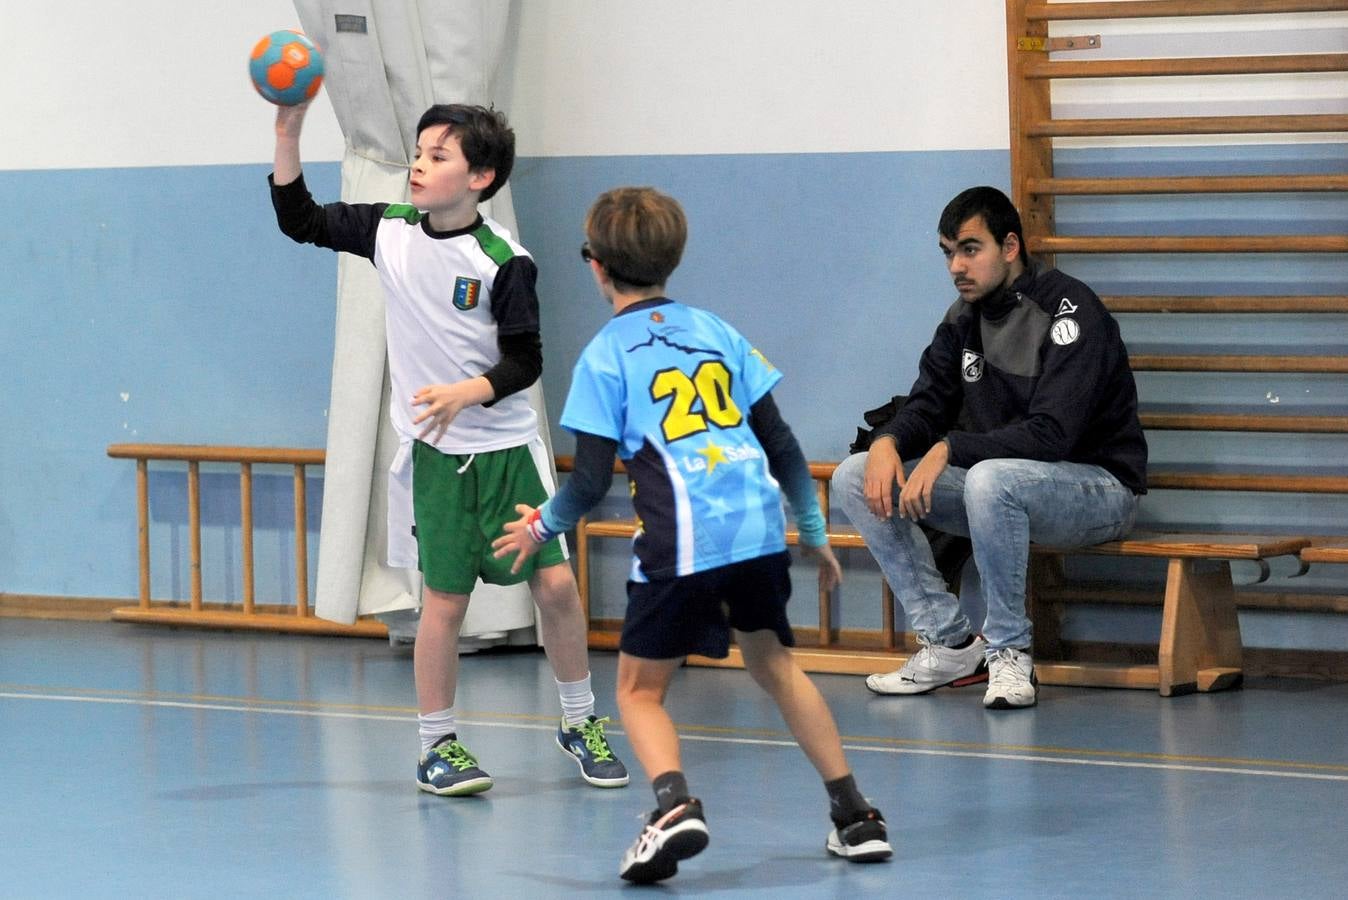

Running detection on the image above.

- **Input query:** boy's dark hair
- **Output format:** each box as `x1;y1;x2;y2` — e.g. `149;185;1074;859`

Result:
938;186;1028;262
416;104;515;202
585;187;687;290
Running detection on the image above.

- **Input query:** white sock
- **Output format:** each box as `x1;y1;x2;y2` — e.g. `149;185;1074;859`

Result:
556;674;595;728
418;707;456;755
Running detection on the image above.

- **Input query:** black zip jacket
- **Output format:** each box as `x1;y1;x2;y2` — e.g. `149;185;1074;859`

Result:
874;262;1147;494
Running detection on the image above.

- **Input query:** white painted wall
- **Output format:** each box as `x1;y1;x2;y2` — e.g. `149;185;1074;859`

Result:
0;0;345;170
2;0;1013;170
507;0;1011;156
7;2;1342;171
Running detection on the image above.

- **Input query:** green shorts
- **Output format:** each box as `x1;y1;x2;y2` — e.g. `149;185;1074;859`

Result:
412;440;568;594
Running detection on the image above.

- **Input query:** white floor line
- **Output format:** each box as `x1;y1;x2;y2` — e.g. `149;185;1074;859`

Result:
4;690;1347;783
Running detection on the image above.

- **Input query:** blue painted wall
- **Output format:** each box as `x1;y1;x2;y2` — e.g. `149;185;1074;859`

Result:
0;163;340;600
3;142;1346;652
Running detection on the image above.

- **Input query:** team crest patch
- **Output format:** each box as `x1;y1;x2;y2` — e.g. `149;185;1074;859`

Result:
961;350;984;383
1050;317;1081;346
452;276;481;310
650;311;664;323
1055;298;1078;316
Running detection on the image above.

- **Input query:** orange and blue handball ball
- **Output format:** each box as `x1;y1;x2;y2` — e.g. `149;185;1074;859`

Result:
249;30;325;106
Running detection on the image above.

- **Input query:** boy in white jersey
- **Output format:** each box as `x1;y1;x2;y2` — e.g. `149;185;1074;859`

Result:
494;187;891;882
268;101;626;796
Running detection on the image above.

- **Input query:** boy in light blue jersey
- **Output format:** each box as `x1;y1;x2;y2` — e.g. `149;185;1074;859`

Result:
494;187;891;883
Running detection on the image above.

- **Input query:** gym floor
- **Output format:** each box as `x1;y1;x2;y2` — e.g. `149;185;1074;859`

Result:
2;618;1345;899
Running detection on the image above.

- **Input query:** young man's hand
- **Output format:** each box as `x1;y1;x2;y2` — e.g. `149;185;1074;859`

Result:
862;435;906;519
897;440;948;520
410;377;494;443
801;543;843;593
492;504;541;574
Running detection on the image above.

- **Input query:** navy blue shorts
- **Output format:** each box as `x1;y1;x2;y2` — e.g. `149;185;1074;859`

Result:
620;551;796;660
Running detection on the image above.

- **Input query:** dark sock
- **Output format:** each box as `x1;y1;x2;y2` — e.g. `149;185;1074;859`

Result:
653;770;690;814
949;634;975;649
825;773;869;825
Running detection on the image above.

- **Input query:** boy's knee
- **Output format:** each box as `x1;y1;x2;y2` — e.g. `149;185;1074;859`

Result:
739;635;791;683
530;562;578;602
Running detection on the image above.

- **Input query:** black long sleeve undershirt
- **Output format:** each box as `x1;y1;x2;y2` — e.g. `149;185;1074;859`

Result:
482;331;541;406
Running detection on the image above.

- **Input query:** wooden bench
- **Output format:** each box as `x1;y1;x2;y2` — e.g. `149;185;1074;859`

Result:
1300;542;1348;567
561;457;1316;695
1029;533;1310;696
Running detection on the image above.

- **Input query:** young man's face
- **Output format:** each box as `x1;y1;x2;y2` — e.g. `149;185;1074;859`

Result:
938;214;1021;304
410;126;494;224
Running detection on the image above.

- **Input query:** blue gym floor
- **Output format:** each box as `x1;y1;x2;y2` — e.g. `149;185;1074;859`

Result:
2;618;1346;899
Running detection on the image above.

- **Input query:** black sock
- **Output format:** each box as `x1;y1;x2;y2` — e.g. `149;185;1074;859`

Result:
653;770;690;813
949;634;975;649
825;773;869;825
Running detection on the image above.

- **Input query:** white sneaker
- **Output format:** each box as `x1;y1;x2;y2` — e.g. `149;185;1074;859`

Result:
866;635;988;695
983;648;1039;709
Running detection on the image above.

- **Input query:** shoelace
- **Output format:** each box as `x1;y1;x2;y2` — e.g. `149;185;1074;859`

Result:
577;716;616;761
909;635;942;671
431;740;480;772
987;649;1028;686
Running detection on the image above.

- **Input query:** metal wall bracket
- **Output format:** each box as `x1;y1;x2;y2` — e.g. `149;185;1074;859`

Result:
1017;35;1101;52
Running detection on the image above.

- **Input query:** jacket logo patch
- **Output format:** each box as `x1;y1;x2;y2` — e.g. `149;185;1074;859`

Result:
961;350;984;383
452;276;481;310
1050;318;1081;346
1055;298;1078;316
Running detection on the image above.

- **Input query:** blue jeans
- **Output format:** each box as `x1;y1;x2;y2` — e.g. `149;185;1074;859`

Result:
832;454;1138;651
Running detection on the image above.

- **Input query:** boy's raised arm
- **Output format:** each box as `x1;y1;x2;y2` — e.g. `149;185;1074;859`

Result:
272;101;310;186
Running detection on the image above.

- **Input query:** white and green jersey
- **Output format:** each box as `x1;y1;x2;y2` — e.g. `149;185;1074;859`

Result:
272;176;539;454
371;206;538;453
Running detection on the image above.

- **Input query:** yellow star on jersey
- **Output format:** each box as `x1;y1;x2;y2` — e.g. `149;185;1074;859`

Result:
696;439;730;475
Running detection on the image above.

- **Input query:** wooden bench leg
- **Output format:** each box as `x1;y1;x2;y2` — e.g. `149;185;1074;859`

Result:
1158;558;1244;697
1027;554;1066;661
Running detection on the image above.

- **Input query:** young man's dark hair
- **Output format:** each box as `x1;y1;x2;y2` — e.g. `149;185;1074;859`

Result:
937;185;1027;263
415;103;515;202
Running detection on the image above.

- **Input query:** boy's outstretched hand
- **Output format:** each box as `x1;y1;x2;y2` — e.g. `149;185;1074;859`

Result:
801;542;843;593
493;503;541;574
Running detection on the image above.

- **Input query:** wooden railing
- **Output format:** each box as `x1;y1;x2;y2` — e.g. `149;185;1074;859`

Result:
557;456;909;675
105;444;385;637
104;444;1348;683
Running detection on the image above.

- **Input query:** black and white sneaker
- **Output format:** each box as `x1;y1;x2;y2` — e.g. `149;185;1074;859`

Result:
618;798;710;884
826;808;893;863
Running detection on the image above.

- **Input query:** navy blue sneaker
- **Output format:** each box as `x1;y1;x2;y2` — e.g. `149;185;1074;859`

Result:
416;735;493;796
556;715;629;787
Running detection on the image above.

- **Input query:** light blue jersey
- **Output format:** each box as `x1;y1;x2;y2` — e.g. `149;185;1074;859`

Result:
561;299;785;581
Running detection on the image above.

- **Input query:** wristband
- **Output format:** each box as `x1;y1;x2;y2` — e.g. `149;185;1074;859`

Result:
525;507;557;544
